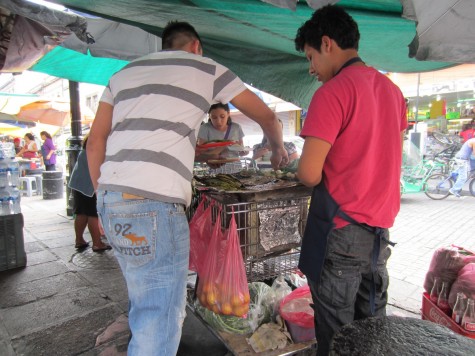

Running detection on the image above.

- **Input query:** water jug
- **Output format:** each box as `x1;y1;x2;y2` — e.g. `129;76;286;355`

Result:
0;186;10;216
7;186;21;214
6;159;20;187
0;158;8;188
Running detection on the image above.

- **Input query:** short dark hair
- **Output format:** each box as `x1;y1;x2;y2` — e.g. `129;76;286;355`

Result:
295;5;360;52
162;21;202;50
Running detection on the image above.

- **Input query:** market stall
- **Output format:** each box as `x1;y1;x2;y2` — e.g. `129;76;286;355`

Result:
187;168;317;354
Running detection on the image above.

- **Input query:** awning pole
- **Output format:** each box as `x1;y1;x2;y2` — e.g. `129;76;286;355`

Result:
66;81;83;216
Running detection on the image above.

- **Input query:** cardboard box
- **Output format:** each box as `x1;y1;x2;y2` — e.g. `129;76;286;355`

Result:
421;292;475;339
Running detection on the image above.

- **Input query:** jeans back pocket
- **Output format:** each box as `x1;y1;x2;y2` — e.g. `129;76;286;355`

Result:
107;212;157;267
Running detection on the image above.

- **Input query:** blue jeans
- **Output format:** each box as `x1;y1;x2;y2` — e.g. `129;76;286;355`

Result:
452;158;470;192
96;190;189;356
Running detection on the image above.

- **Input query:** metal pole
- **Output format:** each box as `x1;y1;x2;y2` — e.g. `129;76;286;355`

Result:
414;72;421;133
65;81;83;216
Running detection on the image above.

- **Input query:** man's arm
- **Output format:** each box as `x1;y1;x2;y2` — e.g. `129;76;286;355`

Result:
297;137;331;187
230;89;288;169
87;102;113;191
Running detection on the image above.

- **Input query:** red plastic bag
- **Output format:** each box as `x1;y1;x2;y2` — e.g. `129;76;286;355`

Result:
196;209;225;313
449;263;475;309
216;210;250;317
189;196;212;274
279;285;314;329
423;245;471;293
197;209;250;317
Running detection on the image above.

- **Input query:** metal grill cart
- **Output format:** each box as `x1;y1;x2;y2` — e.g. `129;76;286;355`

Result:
187;179;317;355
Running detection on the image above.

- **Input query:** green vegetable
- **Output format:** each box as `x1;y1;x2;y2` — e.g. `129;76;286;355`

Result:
195;282;275;335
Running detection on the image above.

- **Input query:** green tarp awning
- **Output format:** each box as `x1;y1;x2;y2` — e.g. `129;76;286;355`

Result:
31;0;455;108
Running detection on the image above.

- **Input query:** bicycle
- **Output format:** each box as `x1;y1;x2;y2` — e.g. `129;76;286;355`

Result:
425;168;475;200
400;159;446;197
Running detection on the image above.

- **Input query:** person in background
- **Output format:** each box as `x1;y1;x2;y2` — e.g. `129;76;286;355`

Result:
13;137;22;154
16;133;38;159
448;137;475;197
294;5;407;355
196;103;249;173
459;119;475;143
252;119;300;167
87;21;288;356
39;131;57;171
459;120;475;171
69;134;112;251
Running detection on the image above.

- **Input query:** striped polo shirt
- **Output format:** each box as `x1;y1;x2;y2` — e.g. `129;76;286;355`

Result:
97;50;246;206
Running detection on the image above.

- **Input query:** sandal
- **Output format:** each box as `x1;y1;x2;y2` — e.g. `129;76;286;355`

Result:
92;244;112;252
75;242;90;249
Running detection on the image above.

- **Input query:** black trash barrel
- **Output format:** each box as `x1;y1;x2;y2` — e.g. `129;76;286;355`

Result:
42;171;64;200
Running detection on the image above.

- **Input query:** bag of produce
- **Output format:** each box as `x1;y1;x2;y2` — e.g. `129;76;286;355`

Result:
196;207;225;312
189;196;212;274
423;245;474;293
215;208;250;317
279;285;314;329
195;282;275;335
449;263;475;309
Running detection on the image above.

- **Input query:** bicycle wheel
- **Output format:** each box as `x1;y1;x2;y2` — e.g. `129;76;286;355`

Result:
424;173;452;200
432;132;457;146
469;178;475;197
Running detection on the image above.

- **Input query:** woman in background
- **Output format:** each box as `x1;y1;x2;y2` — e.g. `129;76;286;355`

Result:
16;133;38;159
40;131;57;171
69;134;111;252
196;103;248;173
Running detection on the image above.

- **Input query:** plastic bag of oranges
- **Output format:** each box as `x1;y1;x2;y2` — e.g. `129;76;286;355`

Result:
196;207;225;313
197;208;250;317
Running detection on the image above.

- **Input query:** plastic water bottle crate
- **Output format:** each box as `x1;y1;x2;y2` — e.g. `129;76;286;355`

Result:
0;213;27;271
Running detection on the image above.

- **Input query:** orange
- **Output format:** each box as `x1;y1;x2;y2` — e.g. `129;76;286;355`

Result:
207;292;217;306
232;304;249;317
231;294;244;307
221;302;233;315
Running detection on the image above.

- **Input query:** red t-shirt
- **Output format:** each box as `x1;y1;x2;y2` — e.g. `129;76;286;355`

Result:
460;129;475;143
301;66;408;228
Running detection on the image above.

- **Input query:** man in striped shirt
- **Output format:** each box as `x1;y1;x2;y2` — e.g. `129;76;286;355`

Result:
87;21;288;355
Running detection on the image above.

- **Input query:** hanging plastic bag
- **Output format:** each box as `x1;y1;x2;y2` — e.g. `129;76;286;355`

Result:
196;207;224;313
189;196;212;274
216;208;251;317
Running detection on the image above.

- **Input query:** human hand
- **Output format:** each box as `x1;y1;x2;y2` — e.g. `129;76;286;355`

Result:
270;146;289;170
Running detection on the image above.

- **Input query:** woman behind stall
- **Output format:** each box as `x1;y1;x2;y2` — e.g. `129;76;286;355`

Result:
196;103;248;173
39;131;57;171
16;133;38;159
69;133;111;252
253;120;300;169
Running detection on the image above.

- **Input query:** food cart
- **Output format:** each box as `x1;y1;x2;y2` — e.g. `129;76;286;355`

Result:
187;170;317;355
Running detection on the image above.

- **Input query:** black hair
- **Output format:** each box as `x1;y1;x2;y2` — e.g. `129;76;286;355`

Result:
208;103;232;125
24;133;35;140
295;5;360;52
162;21;202;50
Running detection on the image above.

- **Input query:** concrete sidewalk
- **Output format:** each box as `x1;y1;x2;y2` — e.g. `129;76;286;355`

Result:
1;192;474;355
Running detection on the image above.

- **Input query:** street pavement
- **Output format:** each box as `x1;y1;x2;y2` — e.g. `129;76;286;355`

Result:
0;190;474;355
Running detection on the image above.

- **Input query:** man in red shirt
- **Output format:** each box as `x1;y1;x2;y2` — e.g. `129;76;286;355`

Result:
460;120;475;143
294;5;407;355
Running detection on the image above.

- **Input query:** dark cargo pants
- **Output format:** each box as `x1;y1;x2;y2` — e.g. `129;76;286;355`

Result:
307;224;392;356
